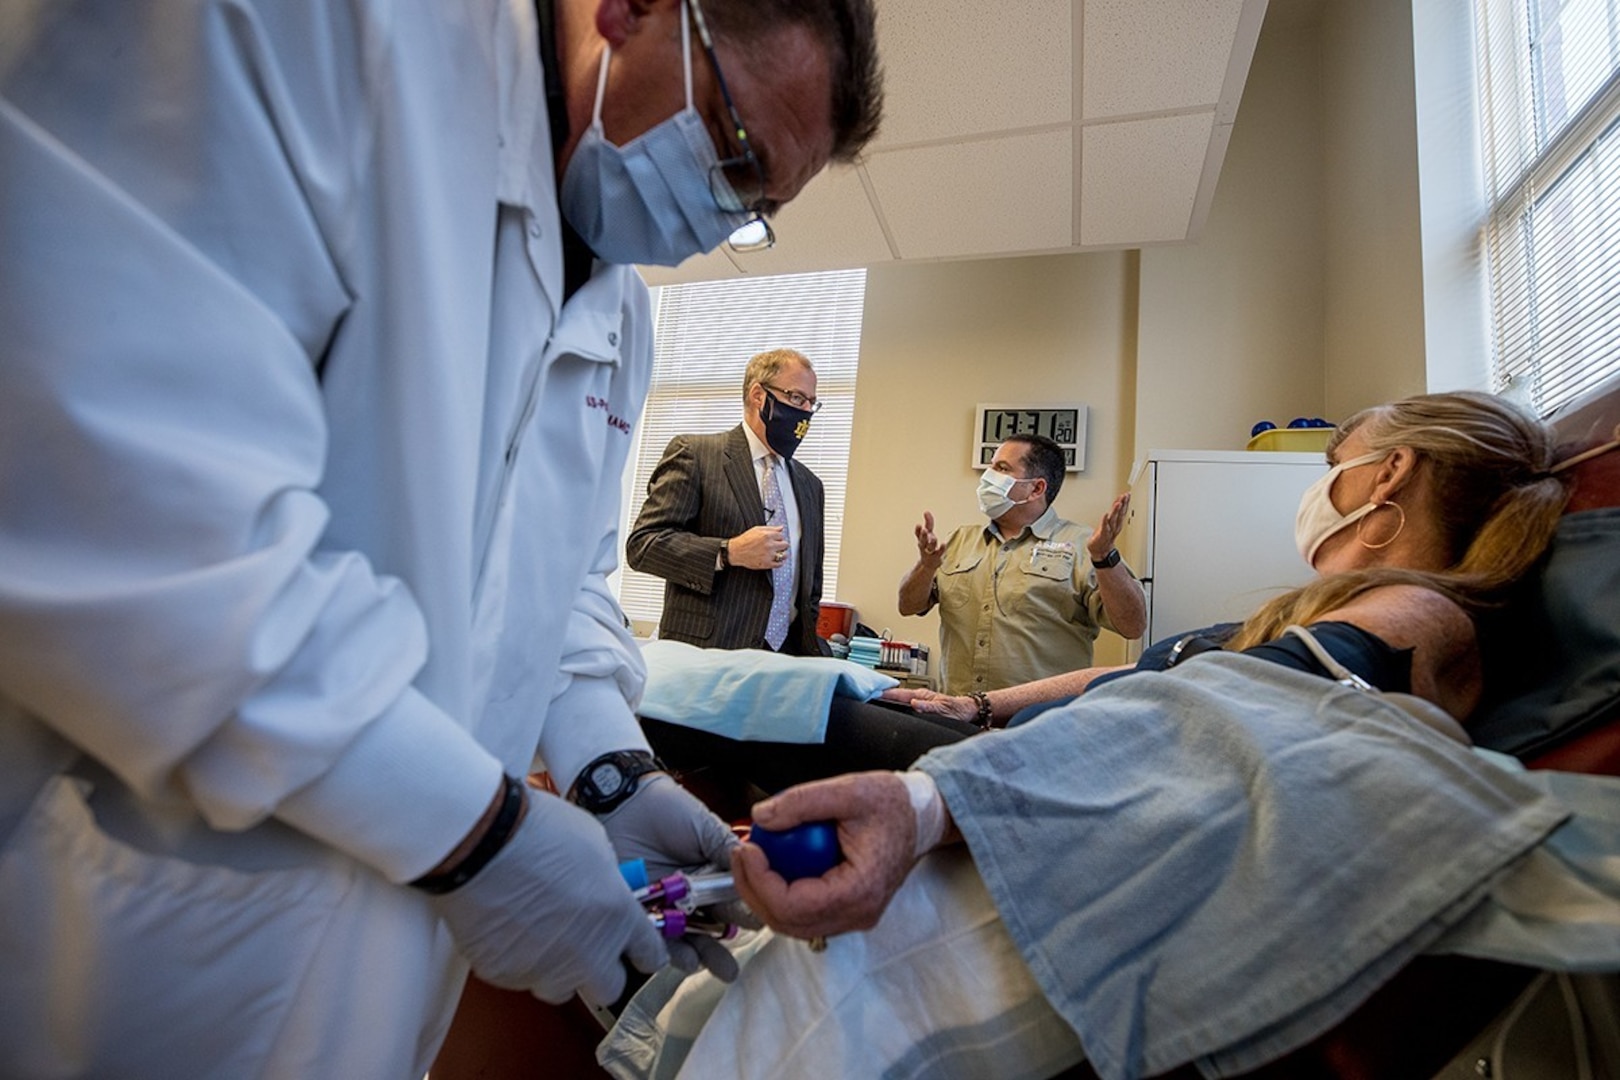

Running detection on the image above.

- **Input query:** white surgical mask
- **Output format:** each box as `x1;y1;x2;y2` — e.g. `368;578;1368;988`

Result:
978;470;1031;519
1293;450;1389;567
558;3;748;267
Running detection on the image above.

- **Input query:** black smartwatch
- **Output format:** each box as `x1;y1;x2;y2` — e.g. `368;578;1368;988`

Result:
1091;548;1121;569
567;750;664;815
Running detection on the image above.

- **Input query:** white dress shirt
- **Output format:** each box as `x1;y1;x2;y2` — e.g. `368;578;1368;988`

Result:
742;423;802;629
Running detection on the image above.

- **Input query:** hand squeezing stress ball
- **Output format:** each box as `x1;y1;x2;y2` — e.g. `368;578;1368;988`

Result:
732;771;934;941
748;820;843;882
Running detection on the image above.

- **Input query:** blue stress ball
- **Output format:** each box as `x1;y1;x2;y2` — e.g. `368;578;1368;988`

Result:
749;820;843;882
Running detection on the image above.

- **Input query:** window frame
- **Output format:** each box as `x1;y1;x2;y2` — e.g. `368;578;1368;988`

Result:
1477;0;1620;414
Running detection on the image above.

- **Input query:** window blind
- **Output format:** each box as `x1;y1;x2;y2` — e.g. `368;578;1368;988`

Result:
617;269;868;626
1477;0;1620;415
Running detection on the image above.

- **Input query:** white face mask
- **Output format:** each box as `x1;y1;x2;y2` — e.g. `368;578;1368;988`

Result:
1293;450;1389;567
978;470;1032;519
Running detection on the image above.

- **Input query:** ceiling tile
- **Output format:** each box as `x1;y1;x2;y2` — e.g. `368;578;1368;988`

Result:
637;0;1274;286
872;0;1072;146
865;131;1073;260
1082;0;1248;118
1081;112;1214;246
728;165;894;277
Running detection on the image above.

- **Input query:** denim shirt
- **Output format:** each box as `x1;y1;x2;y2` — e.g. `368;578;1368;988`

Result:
920;652;1571;1080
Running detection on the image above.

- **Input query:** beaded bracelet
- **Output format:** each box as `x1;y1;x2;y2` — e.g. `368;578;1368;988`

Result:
971;691;994;729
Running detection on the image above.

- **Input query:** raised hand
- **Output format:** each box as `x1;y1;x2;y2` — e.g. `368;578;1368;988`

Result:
1087;492;1130;563
914;511;943;565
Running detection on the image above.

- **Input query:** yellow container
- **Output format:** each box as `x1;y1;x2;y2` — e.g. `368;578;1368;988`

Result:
1246;426;1335;453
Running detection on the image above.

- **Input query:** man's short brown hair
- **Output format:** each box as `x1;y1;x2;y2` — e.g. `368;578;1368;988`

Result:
704;0;883;166
1003;434;1067;503
742;348;813;403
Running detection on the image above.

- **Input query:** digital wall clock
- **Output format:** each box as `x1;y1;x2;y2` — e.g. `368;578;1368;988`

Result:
973;403;1087;471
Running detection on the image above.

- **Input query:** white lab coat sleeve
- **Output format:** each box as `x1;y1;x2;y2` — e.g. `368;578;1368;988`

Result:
0;12;496;884
538;526;653;795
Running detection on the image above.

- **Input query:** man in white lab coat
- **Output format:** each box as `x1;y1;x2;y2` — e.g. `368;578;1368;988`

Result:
0;0;880;1075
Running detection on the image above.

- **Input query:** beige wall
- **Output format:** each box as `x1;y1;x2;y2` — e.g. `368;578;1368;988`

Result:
1321;0;1429;416
1136;19;1327;455
827;4;1435;673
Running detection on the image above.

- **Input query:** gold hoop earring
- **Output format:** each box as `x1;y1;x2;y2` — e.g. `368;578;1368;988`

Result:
1356;501;1405;550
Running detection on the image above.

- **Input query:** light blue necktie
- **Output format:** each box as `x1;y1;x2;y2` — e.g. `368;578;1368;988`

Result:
761;454;794;650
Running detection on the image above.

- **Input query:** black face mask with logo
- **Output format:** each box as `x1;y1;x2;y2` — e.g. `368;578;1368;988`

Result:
761;389;814;459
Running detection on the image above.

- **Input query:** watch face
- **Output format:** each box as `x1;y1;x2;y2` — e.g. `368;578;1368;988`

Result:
588;761;624;798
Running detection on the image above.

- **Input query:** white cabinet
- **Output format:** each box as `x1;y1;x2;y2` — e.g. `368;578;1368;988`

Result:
1119;450;1325;659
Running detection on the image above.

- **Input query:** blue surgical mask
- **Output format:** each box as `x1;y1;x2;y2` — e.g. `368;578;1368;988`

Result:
559;3;748;267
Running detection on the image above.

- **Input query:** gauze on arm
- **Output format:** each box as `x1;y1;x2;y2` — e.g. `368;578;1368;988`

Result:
899;769;948;859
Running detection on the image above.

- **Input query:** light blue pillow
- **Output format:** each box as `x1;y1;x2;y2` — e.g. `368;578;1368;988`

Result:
636;640;898;744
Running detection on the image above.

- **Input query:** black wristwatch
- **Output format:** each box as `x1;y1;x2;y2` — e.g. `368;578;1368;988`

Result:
567;750;664;815
1091;548;1121;569
718;538;731;568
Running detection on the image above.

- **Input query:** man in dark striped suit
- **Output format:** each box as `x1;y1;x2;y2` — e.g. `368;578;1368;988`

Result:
627;348;827;657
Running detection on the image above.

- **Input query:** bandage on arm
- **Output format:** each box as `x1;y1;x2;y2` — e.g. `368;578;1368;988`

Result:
899;770;958;858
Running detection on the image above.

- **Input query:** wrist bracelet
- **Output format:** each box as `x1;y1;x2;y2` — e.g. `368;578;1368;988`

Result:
410;774;526;895
971;691;994;729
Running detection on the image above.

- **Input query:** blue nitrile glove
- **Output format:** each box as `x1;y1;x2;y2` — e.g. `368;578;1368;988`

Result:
599;773;760;981
428;789;666;1005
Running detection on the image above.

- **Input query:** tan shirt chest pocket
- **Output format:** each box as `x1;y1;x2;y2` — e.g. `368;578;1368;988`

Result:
936;551;985;616
1024;545;1075;581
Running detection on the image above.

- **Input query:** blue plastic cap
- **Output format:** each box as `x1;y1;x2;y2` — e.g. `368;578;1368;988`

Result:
618;858;650;891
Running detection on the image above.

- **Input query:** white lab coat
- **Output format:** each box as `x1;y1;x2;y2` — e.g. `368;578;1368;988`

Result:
0;0;653;1074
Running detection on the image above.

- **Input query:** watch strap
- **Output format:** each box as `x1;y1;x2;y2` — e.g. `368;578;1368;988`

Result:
1091;548;1121;569
567;749;664;815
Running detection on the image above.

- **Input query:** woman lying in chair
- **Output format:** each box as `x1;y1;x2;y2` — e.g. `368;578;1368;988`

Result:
602;391;1620;1080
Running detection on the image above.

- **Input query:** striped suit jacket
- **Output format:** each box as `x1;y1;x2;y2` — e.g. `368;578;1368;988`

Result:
626;425;825;655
